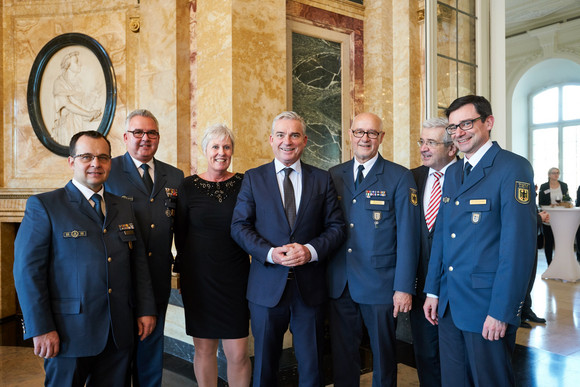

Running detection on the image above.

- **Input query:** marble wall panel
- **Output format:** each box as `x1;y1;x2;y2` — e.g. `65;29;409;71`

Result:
292;32;342;170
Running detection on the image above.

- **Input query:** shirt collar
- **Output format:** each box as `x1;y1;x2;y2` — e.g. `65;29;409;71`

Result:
274;158;302;175
129;155;155;172
429;157;457;176
464;139;492;169
72;179;105;201
354;153;379;174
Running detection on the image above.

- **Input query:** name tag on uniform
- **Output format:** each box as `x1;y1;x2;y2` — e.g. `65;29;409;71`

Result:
470;199;487;205
370;200;385;205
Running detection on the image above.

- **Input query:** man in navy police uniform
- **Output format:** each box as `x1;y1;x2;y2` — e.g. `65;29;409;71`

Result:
13;131;156;387
423;95;537;386
327;112;420;386
105;109;184;387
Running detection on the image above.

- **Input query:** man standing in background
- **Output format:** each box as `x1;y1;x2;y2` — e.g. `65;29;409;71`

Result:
410;117;457;387
106;109;184;387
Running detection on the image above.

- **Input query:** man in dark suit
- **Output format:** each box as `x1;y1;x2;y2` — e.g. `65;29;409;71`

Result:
410;117;457;387
327;112;420;386
13;131;156;387
423;95;537;386
231;111;345;386
105;109;184;387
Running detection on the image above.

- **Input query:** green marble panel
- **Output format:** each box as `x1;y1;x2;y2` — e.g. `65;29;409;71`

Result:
292;32;342;170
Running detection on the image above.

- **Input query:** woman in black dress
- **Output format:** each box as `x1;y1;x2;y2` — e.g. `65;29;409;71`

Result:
538;167;569;265
175;124;250;386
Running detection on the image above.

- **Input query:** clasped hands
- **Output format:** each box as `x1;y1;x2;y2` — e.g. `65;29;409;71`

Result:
272;243;311;267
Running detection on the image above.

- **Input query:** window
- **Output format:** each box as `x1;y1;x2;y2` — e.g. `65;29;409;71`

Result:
530;85;580;198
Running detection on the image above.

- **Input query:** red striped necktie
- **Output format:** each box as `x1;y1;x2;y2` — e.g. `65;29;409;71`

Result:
425;171;443;232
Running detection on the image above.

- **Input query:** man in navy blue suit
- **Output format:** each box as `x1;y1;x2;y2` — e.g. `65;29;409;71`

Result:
105;109;184;387
327;112;420;386
410;117;457;387
13;131;157;387
423;95;537;386
231;111;345;386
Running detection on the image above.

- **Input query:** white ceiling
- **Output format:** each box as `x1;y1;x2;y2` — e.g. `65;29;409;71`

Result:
506;0;580;36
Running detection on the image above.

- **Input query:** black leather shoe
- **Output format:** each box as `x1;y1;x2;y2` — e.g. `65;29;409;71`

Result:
524;311;546;324
520;321;532;329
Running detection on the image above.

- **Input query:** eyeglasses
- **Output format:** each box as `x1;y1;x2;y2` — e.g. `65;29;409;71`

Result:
72;153;112;163
445;116;484;135
127;129;160;139
417;139;450;147
351;129;381;139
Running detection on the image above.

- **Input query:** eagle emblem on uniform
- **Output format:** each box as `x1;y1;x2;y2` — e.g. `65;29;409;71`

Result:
410;188;418;206
515;181;531;204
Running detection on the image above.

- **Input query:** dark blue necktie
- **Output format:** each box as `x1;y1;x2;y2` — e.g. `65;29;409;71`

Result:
355;165;365;189
91;194;105;224
462;162;472;183
141;164;153;195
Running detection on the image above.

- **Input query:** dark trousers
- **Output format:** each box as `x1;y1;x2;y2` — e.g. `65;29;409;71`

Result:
438;308;517;387
522;250;539;318
410;297;441;387
329;286;397;387
130;302;168;387
249;278;324;387
44;330;131;387
543;224;554;265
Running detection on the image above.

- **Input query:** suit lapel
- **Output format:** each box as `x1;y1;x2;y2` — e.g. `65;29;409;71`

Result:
152;159;167;198
103;192;119;229
294;163;313;229
122;152;150;196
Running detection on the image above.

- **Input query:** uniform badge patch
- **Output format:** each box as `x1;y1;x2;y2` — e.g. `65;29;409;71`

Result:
472;212;481;224
410;188;418;206
515;181;531;204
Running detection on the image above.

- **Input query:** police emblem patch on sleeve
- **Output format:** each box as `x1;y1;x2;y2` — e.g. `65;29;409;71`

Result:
410;188;418;206
515;181;531;204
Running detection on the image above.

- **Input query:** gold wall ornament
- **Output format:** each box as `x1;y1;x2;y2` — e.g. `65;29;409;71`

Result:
130;17;140;33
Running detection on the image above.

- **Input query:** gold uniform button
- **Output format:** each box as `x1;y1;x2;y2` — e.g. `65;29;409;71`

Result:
108;289;112;294
451;233;456;238
108;257;112;262
455;201;459;205
350;223;354;228
150;224;155;229
103;228;107;234
148;252;153;256
150;198;154;203
449;266;454;271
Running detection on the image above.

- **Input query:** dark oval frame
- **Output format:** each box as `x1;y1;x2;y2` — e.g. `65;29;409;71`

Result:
27;33;117;157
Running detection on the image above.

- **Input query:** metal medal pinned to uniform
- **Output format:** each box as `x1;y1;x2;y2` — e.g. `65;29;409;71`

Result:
63;230;87;238
165;187;178;217
442;197;450;203
409;188;418;206
515;181;531;204
373;211;382;228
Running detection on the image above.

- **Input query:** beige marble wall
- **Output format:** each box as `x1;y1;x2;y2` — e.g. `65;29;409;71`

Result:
364;0;422;169
1;0;186;189
194;0;287;175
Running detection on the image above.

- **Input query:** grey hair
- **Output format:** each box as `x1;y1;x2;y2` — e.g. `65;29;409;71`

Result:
271;111;306;135
201;123;235;153
422;117;452;144
125;109;159;131
548;167;559;176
